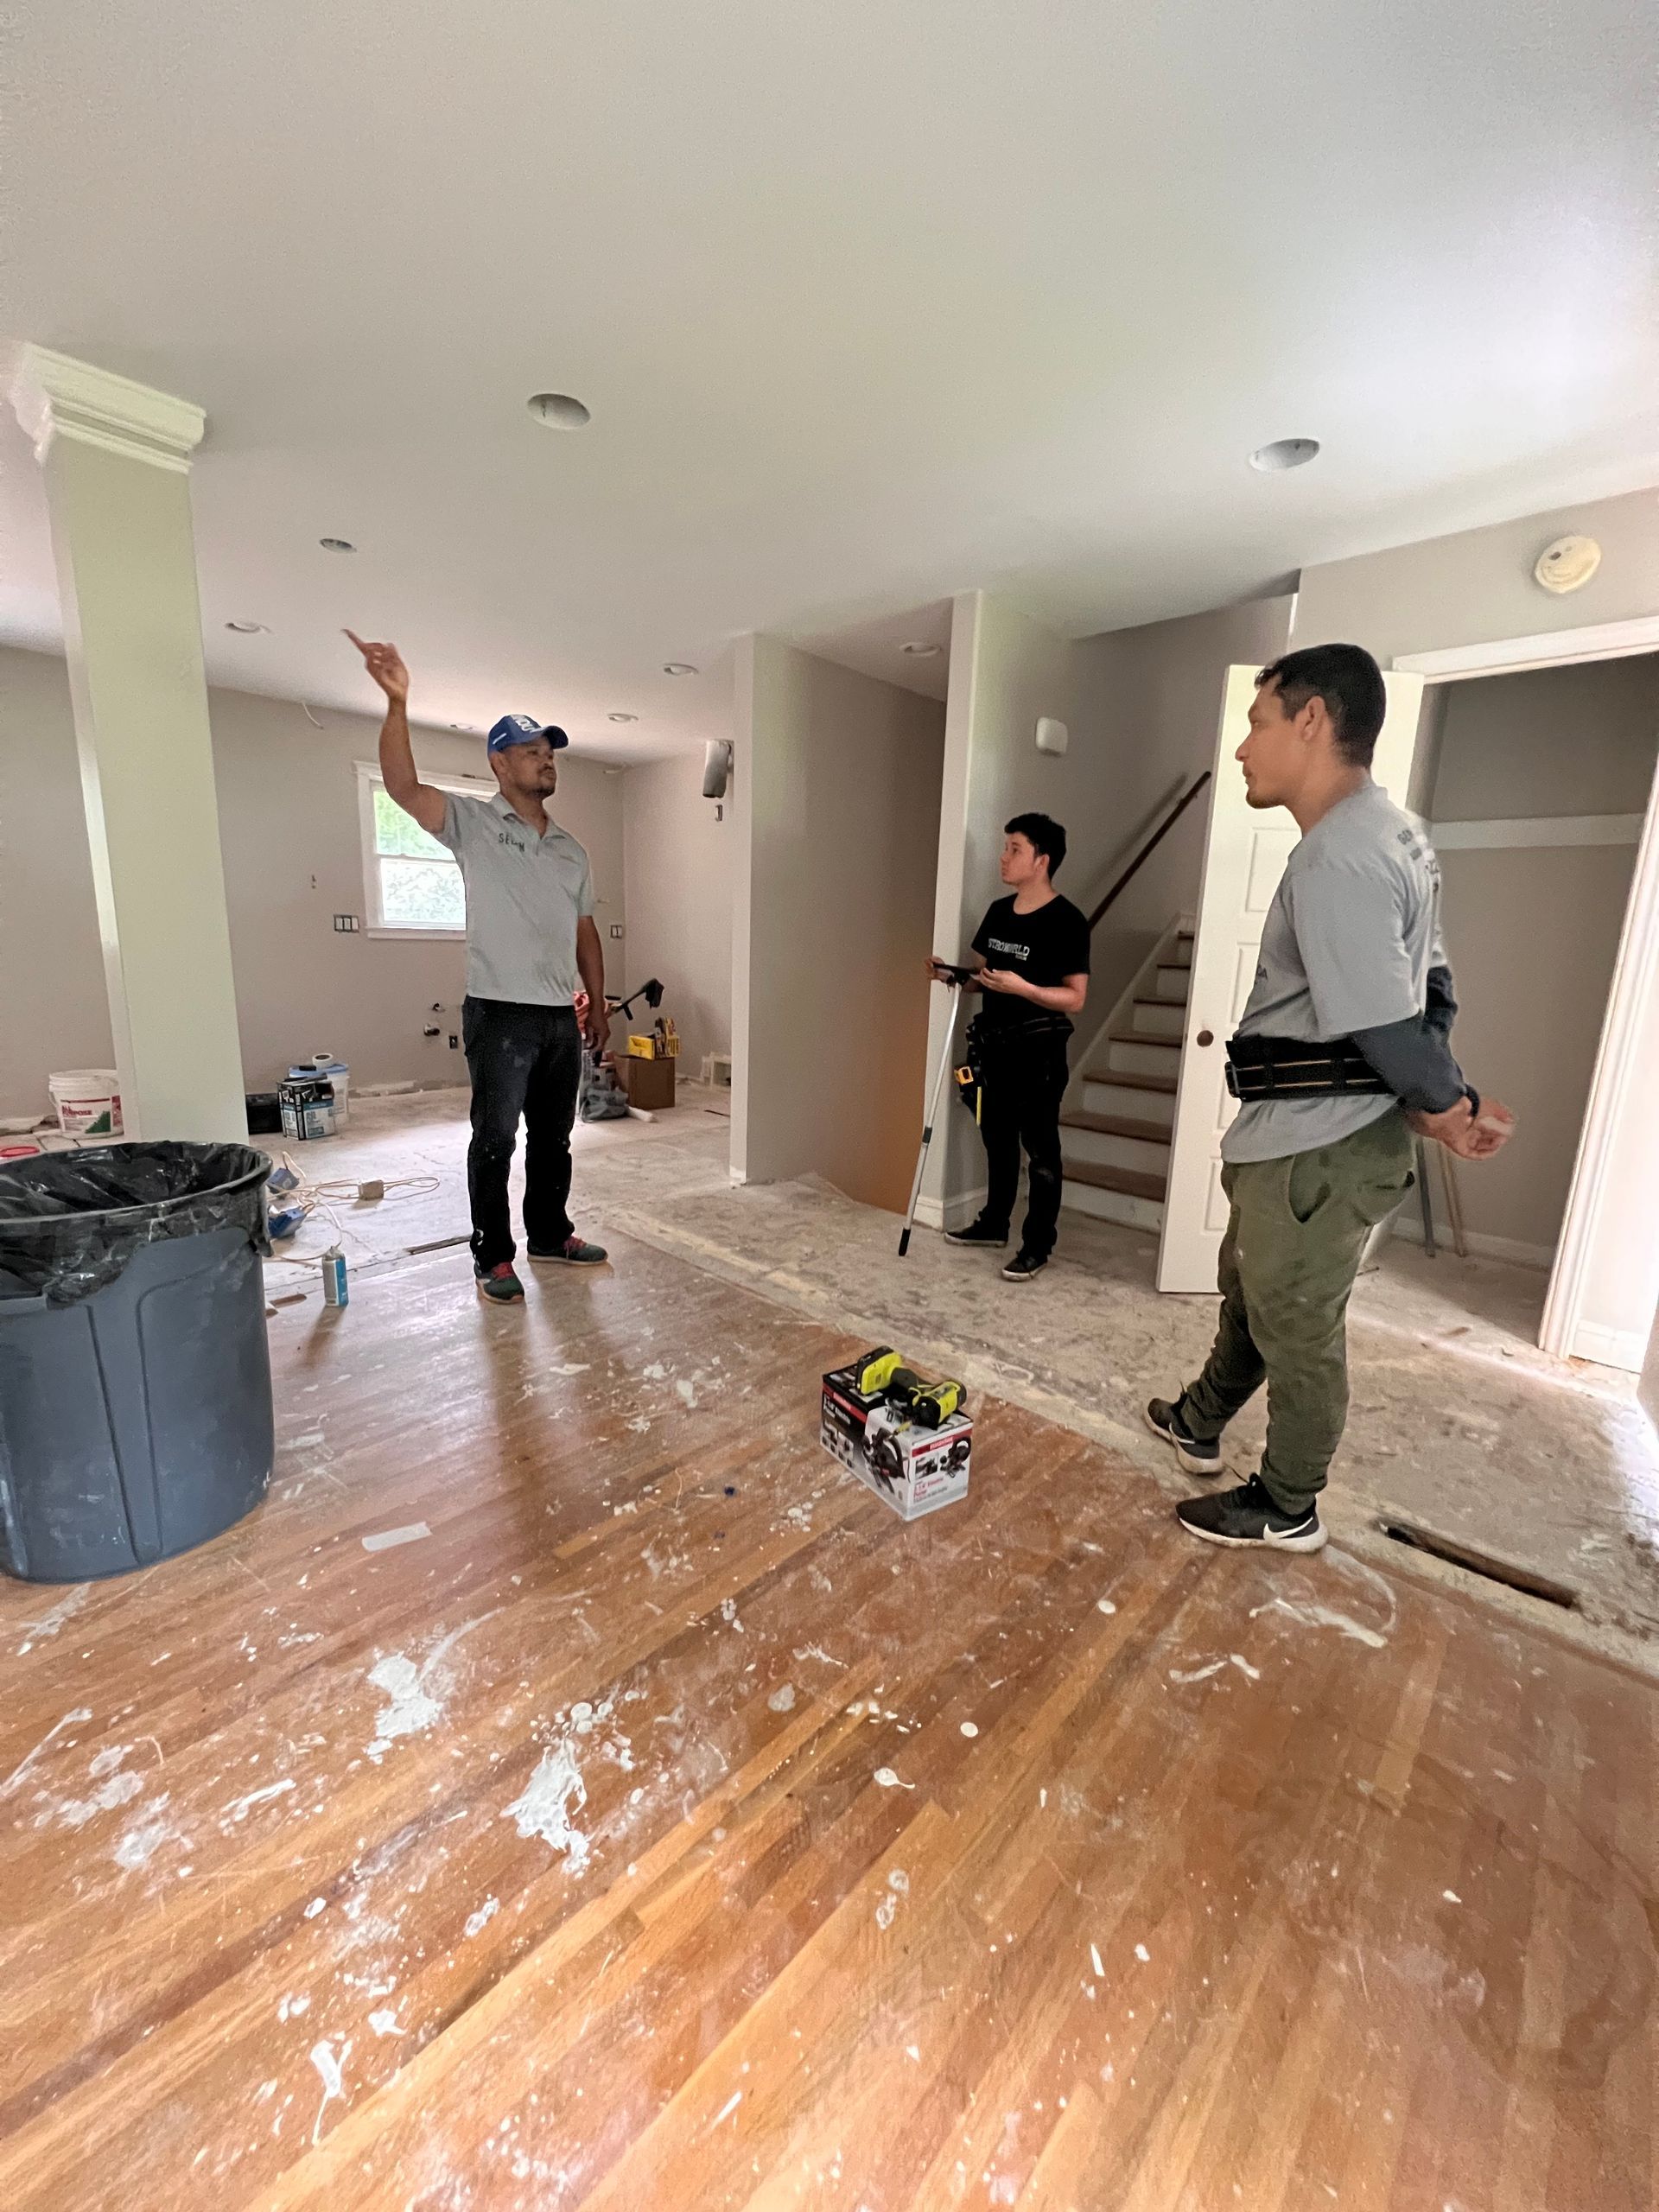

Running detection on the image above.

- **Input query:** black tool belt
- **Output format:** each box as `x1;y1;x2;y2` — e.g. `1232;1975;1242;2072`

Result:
1224;1033;1389;1102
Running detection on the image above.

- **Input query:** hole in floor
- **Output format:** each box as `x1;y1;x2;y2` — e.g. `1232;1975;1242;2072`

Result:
1378;1517;1580;1610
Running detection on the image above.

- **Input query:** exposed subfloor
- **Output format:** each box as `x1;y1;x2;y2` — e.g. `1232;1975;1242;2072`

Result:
4;1224;1656;2209
265;1088;1659;1654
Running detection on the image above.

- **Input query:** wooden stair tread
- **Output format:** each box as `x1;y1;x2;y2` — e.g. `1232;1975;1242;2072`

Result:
1108;1029;1180;1050
1063;1160;1168;1202
1133;995;1188;1009
1082;1067;1179;1095
1061;1110;1173;1145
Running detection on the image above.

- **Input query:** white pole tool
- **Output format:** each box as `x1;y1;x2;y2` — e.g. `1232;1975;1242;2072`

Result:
899;972;969;1257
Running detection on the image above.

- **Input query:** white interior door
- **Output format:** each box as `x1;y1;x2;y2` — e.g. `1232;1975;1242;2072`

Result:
1156;665;1426;1294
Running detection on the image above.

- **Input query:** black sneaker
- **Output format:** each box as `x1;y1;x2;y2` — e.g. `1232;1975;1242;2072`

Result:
474;1262;525;1305
945;1217;1009;1246
1176;1473;1327;1554
1001;1250;1047;1283
1144;1395;1224;1477
527;1235;609;1267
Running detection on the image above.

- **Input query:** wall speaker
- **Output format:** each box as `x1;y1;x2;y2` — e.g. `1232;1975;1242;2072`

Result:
702;741;733;799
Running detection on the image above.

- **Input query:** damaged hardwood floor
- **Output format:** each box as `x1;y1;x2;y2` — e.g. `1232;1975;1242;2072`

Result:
1;1230;1655;2211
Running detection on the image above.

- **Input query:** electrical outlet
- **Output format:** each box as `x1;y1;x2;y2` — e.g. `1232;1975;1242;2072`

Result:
334;913;360;932
609;924;624;940
448;1034;459;1049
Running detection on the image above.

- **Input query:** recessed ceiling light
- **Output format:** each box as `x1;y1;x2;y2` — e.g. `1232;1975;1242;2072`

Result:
225;620;268;634
449;722;478;734
663;662;698;677
900;640;942;658
1249;437;1320;472
607;711;639;723
319;537;356;552
527;392;591;430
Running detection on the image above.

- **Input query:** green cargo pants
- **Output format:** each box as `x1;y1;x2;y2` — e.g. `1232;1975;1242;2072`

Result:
1179;1109;1415;1519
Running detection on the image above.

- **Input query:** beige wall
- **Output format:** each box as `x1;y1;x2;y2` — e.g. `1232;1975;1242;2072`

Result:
1424;656;1659;1255
1292;484;1659;662
733;637;944;1213
620;751;733;1077
0;645;625;1114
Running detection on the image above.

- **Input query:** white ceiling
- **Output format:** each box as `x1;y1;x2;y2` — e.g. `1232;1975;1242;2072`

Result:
3;1;1656;764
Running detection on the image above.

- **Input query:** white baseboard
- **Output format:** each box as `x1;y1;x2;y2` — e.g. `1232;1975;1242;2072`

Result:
1389;1217;1554;1270
913;1182;989;1235
1568;1320;1647;1373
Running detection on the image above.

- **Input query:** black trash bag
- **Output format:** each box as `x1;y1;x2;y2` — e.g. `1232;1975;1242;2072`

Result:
0;1141;272;1306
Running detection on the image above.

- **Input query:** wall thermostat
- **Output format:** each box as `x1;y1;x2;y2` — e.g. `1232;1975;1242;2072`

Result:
1035;716;1069;756
1534;534;1601;594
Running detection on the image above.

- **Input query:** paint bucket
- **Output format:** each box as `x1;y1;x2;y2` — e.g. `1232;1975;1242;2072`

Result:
289;1056;350;1127
48;1070;123;1139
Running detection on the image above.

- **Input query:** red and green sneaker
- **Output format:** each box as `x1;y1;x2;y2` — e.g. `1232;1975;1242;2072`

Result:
474;1262;525;1304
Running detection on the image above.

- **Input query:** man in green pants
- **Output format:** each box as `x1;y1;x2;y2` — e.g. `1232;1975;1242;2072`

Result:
1146;644;1514;1552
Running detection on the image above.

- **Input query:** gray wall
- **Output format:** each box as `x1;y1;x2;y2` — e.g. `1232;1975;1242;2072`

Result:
0;644;625;1113
734;637;944;1214
1426;655;1659;1255
1070;594;1295;1025
620;751;733;1077
1292;484;1659;662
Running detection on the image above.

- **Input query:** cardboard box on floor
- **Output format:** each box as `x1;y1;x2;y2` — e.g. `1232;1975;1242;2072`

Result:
820;1360;973;1521
620;1054;675;1110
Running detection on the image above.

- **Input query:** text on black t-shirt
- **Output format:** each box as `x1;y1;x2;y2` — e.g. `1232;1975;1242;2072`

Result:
970;893;1091;1031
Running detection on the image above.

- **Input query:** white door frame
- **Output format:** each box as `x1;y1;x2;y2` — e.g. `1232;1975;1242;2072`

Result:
1395;613;1659;1367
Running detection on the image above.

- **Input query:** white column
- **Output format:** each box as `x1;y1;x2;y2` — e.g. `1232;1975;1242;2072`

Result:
10;346;246;1141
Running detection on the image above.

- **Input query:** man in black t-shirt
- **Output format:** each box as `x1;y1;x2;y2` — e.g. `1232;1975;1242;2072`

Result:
930;812;1090;1281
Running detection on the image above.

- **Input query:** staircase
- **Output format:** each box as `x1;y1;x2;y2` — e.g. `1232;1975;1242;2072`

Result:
1060;929;1192;1234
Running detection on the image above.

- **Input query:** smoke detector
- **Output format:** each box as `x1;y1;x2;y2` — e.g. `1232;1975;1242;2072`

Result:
1534;534;1601;594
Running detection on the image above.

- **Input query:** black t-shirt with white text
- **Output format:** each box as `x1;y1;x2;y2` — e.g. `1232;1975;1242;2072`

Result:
971;893;1090;1035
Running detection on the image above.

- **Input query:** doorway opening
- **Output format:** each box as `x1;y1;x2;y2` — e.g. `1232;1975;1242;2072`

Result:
1370;653;1659;1347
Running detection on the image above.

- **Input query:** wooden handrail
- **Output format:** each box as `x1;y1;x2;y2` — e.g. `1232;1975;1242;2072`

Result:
1085;772;1212;933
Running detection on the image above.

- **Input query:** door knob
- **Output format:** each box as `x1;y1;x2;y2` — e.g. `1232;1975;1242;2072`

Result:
1195;1028;1214;1047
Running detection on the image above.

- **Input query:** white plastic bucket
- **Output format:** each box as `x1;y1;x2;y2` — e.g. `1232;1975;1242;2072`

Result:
48;1070;124;1139
292;1056;350;1126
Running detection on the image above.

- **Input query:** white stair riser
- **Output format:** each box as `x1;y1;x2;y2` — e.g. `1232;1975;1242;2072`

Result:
1108;1036;1180;1079
1155;966;1191;999
1063;1180;1166;1235
1130;1001;1185;1040
1062;1126;1171;1178
1082;1078;1176;1128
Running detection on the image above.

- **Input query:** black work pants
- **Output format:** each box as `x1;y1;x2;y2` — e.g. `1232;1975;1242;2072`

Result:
977;1033;1070;1260
462;996;582;1269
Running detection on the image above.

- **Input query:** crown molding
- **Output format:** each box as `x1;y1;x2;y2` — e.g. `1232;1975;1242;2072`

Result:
8;345;206;473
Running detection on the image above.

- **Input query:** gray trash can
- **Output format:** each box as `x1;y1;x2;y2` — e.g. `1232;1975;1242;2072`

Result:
0;1141;274;1583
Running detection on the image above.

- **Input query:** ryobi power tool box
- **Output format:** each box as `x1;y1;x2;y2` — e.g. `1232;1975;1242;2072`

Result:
820;1348;973;1522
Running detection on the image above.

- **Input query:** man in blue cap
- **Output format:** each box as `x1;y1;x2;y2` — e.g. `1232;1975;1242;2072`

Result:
348;632;609;1303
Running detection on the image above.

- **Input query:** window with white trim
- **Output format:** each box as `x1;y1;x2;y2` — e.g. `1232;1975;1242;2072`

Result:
355;762;492;937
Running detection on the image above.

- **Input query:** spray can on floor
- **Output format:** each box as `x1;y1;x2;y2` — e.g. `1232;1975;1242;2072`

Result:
322;1252;349;1307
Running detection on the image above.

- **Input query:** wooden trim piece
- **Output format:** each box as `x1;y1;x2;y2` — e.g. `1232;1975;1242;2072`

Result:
1395;614;1659;682
1430;813;1644;851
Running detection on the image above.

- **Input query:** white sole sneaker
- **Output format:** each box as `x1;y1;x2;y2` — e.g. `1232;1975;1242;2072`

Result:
1141;1402;1224;1478
1179;1514;1329;1554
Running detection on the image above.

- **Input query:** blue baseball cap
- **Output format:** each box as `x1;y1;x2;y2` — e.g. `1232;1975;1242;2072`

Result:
487;713;569;755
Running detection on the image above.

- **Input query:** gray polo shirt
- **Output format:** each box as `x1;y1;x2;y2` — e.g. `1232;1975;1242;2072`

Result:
434;791;594;1007
1223;780;1444;1164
